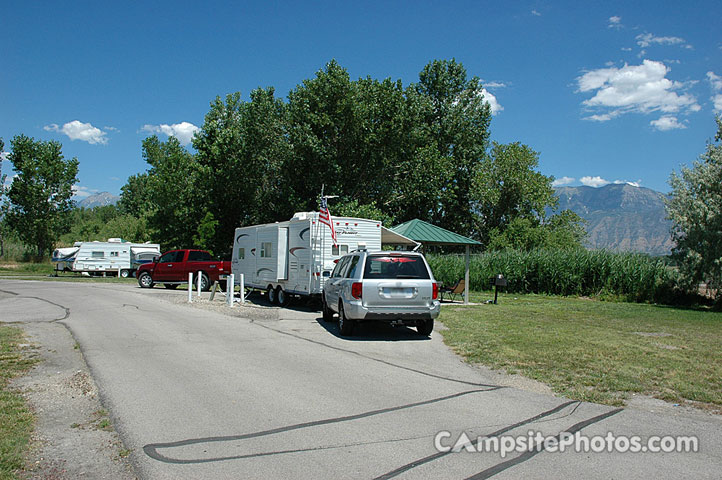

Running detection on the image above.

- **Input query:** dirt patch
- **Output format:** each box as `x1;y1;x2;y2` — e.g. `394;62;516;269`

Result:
11;322;136;479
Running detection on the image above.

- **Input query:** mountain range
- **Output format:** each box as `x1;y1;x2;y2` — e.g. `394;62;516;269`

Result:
553;184;674;256
77;191;120;209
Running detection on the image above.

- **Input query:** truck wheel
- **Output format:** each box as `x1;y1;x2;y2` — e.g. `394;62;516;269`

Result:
194;273;211;292
276;286;290;307
138;272;154;289
322;295;334;322
338;302;354;336
416;319;434;337
267;285;277;304
120;269;130;278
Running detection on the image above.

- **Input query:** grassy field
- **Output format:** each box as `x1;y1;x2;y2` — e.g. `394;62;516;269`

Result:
0;326;39;480
0;262;139;285
438;293;722;410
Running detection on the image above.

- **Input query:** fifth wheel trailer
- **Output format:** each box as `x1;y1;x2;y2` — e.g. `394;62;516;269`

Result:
231;212;417;305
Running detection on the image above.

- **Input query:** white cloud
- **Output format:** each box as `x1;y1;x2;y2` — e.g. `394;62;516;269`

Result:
552;176;575;187
580;176;610;188
141;122;199;145
72;185;96;199
608;16;622;29
650;115;686;131
635;33;689;49
531;9;541;16
0;151;8;162
578;60;700;121
484;81;507;89
44;120;110;145
481;88;503;115
708;71;722;113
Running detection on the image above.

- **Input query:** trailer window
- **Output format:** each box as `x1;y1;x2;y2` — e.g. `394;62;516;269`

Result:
110;251;119;257
91;251;104;258
260;242;273;258
332;244;348;256
238;248;245;260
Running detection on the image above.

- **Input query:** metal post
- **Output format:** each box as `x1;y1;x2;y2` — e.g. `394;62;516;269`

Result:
239;273;245;304
196;271;202;297
464;245;470;305
187;272;193;303
117;268;121;278
227;274;234;307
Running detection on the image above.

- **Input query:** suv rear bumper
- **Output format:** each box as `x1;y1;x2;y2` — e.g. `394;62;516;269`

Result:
344;300;440;323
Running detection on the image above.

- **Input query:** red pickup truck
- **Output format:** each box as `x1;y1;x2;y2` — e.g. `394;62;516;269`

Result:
136;249;231;291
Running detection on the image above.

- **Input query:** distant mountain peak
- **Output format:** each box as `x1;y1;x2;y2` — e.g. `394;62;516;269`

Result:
77;191;120;209
554;184;673;256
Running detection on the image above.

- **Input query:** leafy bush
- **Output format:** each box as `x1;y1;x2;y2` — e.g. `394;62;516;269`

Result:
427;249;692;304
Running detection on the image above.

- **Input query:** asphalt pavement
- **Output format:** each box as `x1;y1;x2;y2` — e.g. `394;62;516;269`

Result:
1;279;720;479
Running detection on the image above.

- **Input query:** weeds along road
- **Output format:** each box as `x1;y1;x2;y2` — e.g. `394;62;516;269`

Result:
1;279;721;479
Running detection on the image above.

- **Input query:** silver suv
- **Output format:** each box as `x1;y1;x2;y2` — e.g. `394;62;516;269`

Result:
322;250;440;336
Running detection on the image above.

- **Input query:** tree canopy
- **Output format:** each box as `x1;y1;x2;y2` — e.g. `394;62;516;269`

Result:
667;117;722;303
4;135;78;257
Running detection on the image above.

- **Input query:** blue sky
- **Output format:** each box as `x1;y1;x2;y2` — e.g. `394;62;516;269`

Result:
2;1;721;199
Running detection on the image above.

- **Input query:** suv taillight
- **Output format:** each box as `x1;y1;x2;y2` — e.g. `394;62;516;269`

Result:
432;282;438;300
351;282;363;299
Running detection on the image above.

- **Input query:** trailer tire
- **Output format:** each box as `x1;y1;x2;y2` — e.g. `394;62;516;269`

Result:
120;269;130;278
138;272;154;289
267;285;277;305
338;302;354;336
276;286;290;307
322;295;334;322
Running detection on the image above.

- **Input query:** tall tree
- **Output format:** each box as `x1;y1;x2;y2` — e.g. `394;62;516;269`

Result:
118;172;152;217
4;135;78;257
142;135;201;250
667;117;722;303
0;138;8;256
471;141;558;245
415;59;492;233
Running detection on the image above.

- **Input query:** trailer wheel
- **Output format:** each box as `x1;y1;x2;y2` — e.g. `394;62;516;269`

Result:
120;269;130;278
138;272;154;289
276;286;291;307
338;302;354;336
267;285;277;304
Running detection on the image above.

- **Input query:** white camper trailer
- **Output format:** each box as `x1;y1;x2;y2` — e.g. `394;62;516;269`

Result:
51;244;81;272
65;239;161;277
232;212;394;304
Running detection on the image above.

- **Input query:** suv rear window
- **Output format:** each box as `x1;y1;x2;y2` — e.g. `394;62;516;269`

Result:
363;255;430;280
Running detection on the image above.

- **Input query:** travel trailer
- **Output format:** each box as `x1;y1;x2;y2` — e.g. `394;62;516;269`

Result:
53;239;161;277
231;212;417;305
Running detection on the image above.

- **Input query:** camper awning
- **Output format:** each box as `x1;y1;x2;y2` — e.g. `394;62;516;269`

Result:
130;246;160;255
381;227;419;249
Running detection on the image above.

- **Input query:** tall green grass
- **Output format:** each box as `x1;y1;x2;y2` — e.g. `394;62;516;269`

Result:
427;249;688;303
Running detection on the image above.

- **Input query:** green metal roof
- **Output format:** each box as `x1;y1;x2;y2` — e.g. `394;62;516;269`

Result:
390;219;481;246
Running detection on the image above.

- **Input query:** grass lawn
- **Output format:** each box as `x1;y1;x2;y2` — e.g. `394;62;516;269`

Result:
0;262;138;285
438;293;722;410
0;326;39;480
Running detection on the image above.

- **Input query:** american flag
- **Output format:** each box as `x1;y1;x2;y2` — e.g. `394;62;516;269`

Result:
319;197;338;246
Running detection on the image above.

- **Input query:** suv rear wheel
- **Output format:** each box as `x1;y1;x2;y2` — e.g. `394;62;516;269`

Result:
338;302;354;336
417;319;434;337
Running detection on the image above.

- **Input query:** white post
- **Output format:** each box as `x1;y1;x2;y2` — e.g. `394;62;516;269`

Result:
227;274;234;307
239;273;245;304
187;272;193;303
464;245;470;305
117;268;121;278
196;271;202;297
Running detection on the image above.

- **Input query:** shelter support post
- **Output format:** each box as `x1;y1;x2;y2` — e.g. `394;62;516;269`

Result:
464;245;470;305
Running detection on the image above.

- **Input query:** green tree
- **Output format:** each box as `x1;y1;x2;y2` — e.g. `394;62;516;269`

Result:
667;117;722;303
142;135;202;250
487;210;586;251
4;135;78;257
472;142;558;245
118;172;152;217
0;137;8;257
415;59;492;233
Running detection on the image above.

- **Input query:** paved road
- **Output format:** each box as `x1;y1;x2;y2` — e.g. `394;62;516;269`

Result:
2;279;720;479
